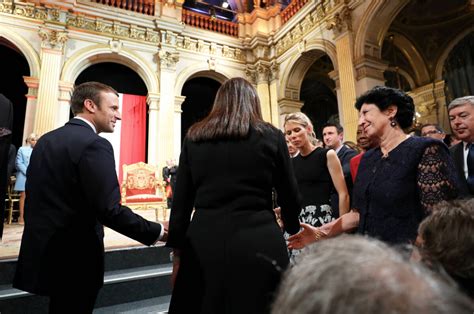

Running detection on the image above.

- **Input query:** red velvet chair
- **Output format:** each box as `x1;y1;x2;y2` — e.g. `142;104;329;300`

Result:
121;162;167;221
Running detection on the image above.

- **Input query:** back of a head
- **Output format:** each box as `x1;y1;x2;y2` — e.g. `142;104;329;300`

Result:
419;199;474;297
186;77;269;141
272;235;473;314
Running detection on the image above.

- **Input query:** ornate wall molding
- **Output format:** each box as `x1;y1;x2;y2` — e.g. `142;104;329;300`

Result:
159;50;180;69
326;4;352;37
38;28;68;50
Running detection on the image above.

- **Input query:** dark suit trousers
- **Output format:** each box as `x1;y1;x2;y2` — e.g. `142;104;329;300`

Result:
49;288;99;314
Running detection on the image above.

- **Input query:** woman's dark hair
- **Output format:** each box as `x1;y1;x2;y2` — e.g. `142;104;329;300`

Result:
355;86;415;129
187;77;273;141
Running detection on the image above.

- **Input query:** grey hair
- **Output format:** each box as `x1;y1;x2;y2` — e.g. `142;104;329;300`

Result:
272;235;473;314
284;112;319;146
448;96;474;112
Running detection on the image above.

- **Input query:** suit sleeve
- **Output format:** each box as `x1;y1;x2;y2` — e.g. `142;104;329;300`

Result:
78;137;162;246
273;131;301;235
166;139;196;249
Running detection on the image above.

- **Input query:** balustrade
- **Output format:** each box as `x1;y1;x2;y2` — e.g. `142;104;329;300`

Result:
182;9;238;37
281;0;309;25
93;0;155;16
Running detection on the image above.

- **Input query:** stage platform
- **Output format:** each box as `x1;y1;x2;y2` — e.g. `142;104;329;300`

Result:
1;209;168;260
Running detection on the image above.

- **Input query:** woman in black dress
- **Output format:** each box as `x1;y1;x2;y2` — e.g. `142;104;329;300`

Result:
288;86;459;248
166;78;301;314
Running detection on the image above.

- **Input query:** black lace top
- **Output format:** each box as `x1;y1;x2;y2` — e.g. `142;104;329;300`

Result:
353;136;459;244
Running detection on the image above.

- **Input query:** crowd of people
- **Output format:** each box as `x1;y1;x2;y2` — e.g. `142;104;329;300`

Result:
1;79;473;313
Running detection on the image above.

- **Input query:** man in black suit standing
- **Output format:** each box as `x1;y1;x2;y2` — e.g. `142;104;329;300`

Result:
0;94;13;238
323;123;357;217
448;96;474;197
13;82;167;313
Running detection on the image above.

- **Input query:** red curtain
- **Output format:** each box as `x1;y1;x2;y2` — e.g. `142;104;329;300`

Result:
119;94;147;181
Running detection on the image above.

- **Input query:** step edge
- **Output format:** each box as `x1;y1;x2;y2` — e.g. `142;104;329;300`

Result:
0;266;172;301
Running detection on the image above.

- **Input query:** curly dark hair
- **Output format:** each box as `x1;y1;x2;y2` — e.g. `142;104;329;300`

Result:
355;86;415;129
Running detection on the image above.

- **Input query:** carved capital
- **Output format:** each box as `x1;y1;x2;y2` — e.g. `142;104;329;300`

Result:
159;50;179;69
245;66;257;84
326;4;352;37
38;28;68;50
269;62;280;82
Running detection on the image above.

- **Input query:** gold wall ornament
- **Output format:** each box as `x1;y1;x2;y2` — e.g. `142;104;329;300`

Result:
326;4;352;37
159;50;180;68
15;3;35;18
269;61;280;81
0;1;13;14
245;66;257;84
207;57;216;71
49;8;60;22
38;28;68;49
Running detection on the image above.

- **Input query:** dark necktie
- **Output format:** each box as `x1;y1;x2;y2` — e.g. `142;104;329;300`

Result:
467;144;474;193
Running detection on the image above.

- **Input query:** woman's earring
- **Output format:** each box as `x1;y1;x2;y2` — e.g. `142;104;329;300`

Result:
390;118;397;127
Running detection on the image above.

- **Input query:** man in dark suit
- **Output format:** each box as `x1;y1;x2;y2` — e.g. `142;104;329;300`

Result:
448;96;474;197
0;94;13;238
13;82;167;313
323;123;357;217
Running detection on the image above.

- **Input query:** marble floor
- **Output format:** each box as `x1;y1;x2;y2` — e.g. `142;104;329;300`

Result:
1;208;169;260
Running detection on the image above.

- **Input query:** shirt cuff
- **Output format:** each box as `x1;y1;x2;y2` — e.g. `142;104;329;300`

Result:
153;223;165;245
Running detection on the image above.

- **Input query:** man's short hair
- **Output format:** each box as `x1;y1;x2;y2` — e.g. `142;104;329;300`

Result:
448;96;474;112
272;235;473;314
421;123;444;134
322;122;343;134
70;82;118;115
418;199;474;297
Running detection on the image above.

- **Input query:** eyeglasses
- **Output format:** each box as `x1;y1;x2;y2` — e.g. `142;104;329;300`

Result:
421;130;441;136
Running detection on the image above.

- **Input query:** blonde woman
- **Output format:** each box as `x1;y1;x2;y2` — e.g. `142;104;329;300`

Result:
284;112;349;229
14;133;38;224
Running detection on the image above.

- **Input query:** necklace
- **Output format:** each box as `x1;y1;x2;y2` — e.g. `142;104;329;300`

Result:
381;134;410;158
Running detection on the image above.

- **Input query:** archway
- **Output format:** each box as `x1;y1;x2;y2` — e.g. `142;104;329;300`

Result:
300;55;337;139
0;38;30;148
442;32;474;103
180;77;221;143
75;62;149;180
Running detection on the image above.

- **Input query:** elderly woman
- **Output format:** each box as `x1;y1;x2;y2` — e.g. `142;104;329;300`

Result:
14;133;38;224
288;86;459;248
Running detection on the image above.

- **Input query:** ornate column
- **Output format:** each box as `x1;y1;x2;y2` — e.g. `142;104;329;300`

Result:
34;26;68;135
354;57;388;94
278;99;303;128
268;61;281;127
327;4;358;141
22;76;39;142
157;50;179;170
147;92;160;167
246;62;273;124
57;81;74;126
408;81;449;131
174;95;185;161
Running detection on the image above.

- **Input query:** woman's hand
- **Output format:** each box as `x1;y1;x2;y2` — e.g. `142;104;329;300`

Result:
287;223;327;249
273;207;284;230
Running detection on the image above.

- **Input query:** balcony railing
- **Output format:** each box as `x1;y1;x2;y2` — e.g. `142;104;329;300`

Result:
281;0;309;25
182;9;238;37
92;0;155;16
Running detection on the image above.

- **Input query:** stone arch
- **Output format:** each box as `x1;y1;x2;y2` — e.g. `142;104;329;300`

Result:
388;31;430;85
434;26;474;81
280;42;337;101
354;0;410;60
0;26;40;77
61;45;159;94
175;64;230;96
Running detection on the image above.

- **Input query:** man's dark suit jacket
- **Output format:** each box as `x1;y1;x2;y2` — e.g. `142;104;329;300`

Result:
13;118;162;296
0;94;13;239
450;142;472;197
330;145;357;217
